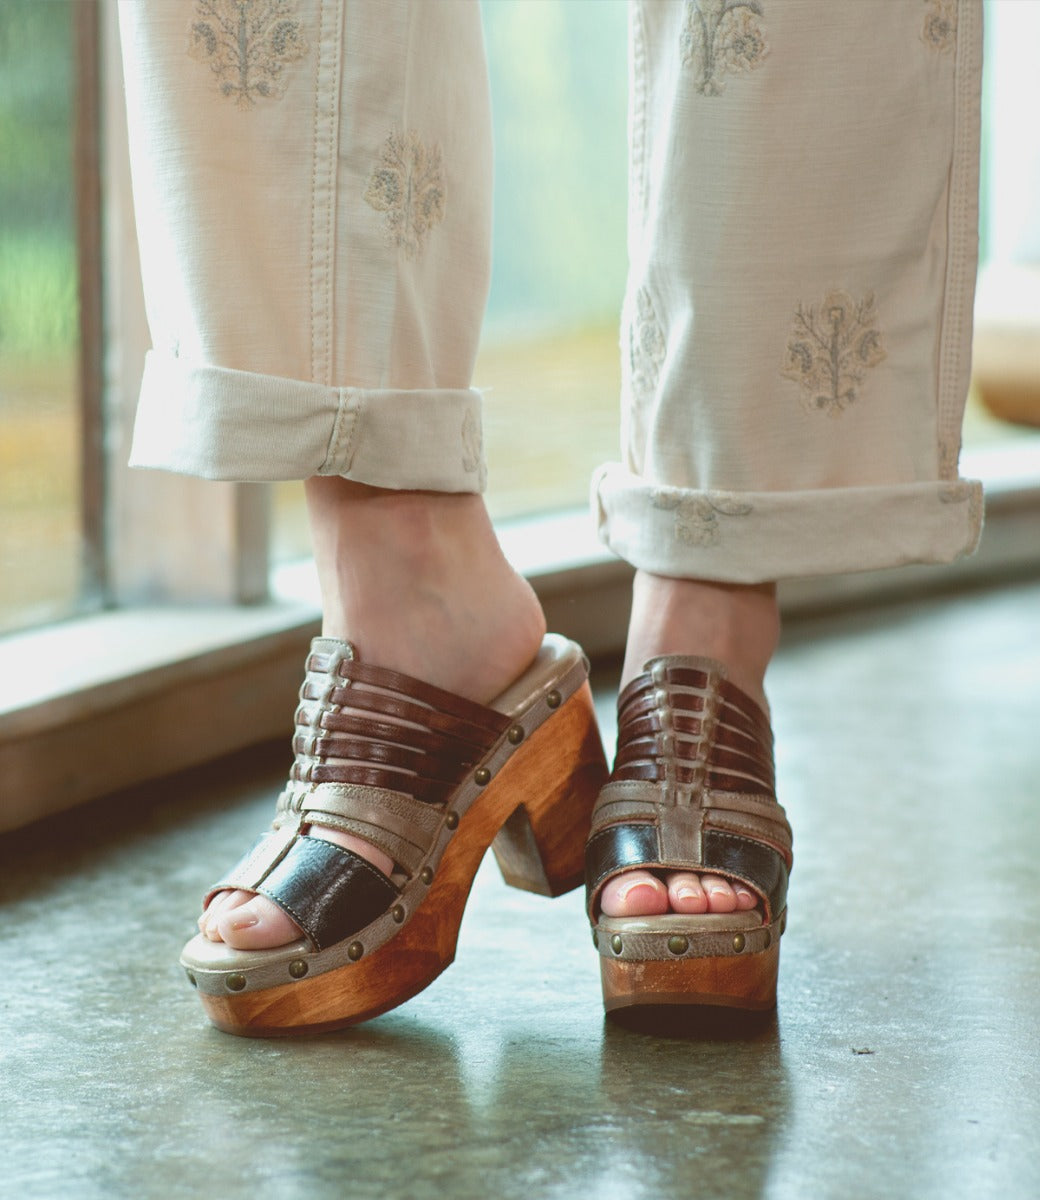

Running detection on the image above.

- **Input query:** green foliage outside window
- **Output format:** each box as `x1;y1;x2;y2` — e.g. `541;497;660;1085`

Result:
0;0;77;361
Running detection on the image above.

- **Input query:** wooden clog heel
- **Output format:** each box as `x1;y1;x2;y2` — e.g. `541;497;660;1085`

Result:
491;680;604;896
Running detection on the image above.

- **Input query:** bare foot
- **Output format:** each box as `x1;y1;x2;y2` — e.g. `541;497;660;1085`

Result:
599;570;779;920
200;479;547;950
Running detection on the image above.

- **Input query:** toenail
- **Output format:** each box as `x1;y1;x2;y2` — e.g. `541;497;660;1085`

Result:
618;879;659;902
676;885;702;901
227;910;260;931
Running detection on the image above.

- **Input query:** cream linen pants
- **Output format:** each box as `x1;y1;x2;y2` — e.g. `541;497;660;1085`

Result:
119;0;983;582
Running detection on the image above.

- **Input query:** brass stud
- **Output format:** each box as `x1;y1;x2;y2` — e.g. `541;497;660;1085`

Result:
226;973;247;992
288;959;309;979
445;811;459;831
347;941;364;961
507;725;525;745
185;970;197;988
546;690;562;709
474;766;491;786
610;934;623;955
667;935;689;956
420;866;434;885
591;930;599;949
391;904;406;924
732;933;746;953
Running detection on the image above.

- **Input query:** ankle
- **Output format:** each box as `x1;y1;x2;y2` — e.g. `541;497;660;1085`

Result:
303;477;546;702
622;571;779;708
306;478;496;586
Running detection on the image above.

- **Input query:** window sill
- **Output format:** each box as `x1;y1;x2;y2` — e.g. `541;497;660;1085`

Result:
2;444;1038;832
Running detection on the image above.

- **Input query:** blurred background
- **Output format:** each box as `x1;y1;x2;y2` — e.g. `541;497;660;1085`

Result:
2;0;1038;638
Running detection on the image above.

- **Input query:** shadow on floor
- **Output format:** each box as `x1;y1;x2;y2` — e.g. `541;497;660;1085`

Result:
2;582;1039;1199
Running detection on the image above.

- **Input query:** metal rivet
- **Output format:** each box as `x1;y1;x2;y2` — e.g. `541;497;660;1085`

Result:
732;933;746;953
391;904;406;924
591;930;599;949
667;935;689;955
226;973;247;992
546;690;562;709
347;942;364;961
610;934;623;955
507;725;524;745
185;970;197;988
288;959;309;979
445;811;459;830
420;866;434;885
474;766;491;786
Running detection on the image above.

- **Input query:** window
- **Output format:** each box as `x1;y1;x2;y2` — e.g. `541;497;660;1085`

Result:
0;0;101;635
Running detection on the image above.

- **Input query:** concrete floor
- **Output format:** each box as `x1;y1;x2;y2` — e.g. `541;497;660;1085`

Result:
2;581;1039;1200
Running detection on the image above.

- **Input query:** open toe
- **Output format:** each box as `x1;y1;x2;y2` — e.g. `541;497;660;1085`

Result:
585;656;792;1014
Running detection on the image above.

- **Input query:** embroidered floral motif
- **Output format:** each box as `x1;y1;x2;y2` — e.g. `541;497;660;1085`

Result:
921;0;957;54
364;130;446;260
939;480;983;535
461;408;487;490
781;291;887;415
461;409;481;472
627;287;667;403
188;0;308;108
652;488;753;547
680;0;768;96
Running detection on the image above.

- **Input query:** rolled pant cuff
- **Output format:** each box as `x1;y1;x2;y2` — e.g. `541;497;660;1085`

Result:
593;465;983;582
129;351;487;490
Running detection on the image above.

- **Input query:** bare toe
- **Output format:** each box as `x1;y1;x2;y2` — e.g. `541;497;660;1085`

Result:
200;889;250;940
733;883;758;911
700;875;739;913
666;872;709;913
215;895;303;950
599;870;669;917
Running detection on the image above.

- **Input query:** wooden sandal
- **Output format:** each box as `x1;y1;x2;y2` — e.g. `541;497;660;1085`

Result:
181;633;607;1036
585;656;792;1014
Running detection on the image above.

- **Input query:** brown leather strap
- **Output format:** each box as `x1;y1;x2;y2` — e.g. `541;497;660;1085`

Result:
291;644;510;813
307;652;509;735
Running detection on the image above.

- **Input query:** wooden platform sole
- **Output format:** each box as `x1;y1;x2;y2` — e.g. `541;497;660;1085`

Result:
601;938;780;1014
198;682;606;1036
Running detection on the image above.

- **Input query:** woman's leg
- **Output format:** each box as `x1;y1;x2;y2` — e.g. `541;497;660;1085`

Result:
119;1;547;951
203;480;547;948
594;0;984;920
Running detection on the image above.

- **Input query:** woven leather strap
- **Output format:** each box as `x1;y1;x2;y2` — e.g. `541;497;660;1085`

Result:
208;638;514;937
585;656;792;921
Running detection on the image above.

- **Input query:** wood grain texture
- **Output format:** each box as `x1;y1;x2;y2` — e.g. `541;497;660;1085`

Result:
490;684;605;896
199;683;607;1035
600;938;781;1014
